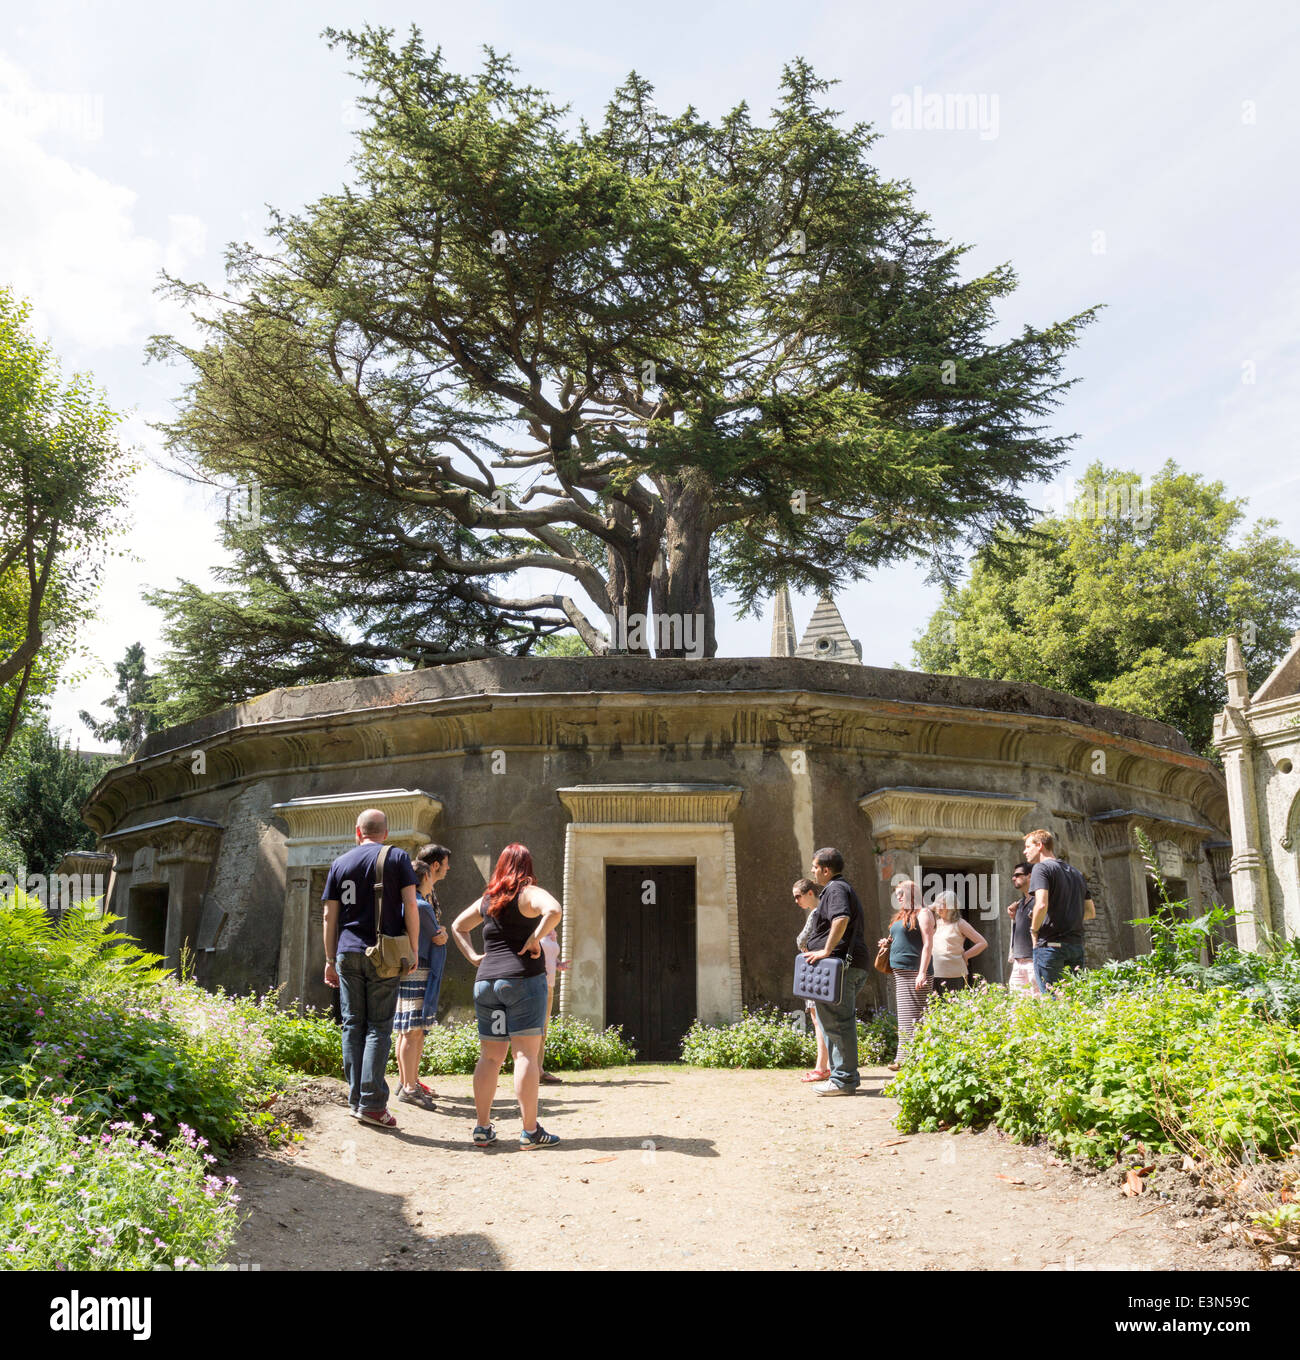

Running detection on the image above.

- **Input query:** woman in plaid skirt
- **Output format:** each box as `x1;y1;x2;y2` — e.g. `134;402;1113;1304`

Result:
394;844;451;1108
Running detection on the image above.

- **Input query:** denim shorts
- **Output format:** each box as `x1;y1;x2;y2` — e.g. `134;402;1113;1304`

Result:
473;973;549;1038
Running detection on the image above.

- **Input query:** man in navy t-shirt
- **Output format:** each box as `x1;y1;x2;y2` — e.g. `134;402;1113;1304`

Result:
1024;828;1096;993
322;808;419;1126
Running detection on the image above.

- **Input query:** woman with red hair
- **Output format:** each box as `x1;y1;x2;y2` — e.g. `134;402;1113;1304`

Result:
449;844;564;1149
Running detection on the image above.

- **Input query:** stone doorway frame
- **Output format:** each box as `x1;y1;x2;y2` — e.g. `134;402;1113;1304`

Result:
556;785;743;1033
270;789;443;1008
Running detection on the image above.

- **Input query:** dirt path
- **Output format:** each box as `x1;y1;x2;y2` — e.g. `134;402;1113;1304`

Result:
227;1066;1259;1271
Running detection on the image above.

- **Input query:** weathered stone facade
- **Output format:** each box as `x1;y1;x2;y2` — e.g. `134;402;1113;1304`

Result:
82;657;1231;1050
1214;631;1300;946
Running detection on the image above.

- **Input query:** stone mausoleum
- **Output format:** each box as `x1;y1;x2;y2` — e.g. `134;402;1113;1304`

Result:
81;631;1234;1060
1214;630;1300;949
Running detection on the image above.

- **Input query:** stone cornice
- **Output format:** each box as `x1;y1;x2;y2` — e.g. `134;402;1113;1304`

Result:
83;675;1227;840
270;790;443;847
101;816;224;864
1088;809;1216;859
858;787;1036;845
557;784;743;824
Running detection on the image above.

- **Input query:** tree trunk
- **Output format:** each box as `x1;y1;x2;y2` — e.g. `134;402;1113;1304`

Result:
652;480;717;658
604;502;660;656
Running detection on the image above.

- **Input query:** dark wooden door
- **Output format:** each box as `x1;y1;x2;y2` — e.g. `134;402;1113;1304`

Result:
605;864;696;1062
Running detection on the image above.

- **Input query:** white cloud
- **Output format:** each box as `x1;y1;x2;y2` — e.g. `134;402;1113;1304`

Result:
0;55;206;351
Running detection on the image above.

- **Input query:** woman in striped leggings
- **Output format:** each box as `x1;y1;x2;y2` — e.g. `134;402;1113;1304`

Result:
881;879;934;1070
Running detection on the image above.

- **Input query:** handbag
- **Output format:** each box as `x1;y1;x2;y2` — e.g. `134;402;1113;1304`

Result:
874;938;893;976
793;951;846;1006
364;846;416;979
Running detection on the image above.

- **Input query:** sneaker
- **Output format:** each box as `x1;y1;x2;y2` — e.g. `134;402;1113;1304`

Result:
473;1124;498;1147
813;1080;855;1096
519;1124;560;1149
359;1108;399;1128
397;1085;435;1110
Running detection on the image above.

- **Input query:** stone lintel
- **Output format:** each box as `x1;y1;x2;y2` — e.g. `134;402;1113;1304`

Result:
557;784;743;825
858;787;1036;845
1089;809;1216;860
271;789;443;856
101;816;224;863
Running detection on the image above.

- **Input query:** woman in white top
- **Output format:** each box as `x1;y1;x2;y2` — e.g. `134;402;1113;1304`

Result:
931;890;987;995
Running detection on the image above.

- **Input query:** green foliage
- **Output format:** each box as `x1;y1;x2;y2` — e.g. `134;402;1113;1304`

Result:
0;287;134;760
890;974;1300;1163
77;642;164;757
415;1012;637;1075
0;713;119;880
149;26;1096;706
679;1006;896;1068
912;460;1300;756
0;1097;239;1270
257;997;343;1077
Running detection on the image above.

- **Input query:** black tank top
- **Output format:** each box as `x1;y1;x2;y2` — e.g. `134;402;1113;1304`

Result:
478;893;546;981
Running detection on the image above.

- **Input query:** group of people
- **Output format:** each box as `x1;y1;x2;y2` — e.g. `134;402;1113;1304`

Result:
794;828;1096;1089
321;809;567;1146
320;809;1096;1131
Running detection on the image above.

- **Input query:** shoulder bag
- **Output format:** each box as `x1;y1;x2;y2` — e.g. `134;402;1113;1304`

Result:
364;846;416;979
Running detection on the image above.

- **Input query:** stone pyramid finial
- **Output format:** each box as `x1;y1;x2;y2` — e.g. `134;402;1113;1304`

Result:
770;585;797;657
797;593;862;664
1225;634;1250;708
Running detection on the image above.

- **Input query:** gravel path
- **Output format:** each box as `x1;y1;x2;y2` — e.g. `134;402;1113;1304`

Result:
227;1066;1259;1271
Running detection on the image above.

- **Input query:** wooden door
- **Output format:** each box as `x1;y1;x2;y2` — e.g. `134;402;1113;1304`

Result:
605;864;696;1062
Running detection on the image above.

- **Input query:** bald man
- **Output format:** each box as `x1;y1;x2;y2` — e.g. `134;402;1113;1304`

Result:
322;809;420;1127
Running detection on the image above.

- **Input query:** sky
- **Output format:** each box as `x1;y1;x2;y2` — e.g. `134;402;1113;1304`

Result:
3;0;1298;746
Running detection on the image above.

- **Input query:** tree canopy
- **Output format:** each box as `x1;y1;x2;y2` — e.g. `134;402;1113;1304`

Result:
0;288;133;761
911;460;1300;756
78;642;163;758
149;27;1097;719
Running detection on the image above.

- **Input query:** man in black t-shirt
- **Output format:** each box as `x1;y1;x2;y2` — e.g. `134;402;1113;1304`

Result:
1023;829;1096;993
800;847;868;1095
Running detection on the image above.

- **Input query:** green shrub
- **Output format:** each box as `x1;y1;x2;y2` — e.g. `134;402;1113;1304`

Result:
679;1006;896;1069
0;1097;239;1270
890;975;1300;1162
416;1014;637;1074
256;997;343;1077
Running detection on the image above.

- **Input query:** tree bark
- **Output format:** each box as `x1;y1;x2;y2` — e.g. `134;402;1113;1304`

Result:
652;479;717;658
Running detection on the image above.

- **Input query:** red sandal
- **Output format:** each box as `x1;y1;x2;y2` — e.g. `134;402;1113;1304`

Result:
800;1069;831;1083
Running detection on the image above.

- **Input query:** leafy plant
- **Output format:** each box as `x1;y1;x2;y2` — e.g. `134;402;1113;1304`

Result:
890;972;1300;1163
0;1097;239;1270
415;1013;637;1075
679;1006;895;1069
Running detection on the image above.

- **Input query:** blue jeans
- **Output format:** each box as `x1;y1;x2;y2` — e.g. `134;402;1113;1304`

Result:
337;950;400;1113
1033;940;1087;994
813;965;868;1091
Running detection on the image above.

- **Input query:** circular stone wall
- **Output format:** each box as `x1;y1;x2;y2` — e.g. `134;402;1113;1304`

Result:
83;658;1230;1047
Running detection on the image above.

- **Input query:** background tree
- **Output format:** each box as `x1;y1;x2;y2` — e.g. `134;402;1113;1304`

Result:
0;713;118;880
148;27;1096;715
911;460;1300;756
0;287;133;760
78;642;163;757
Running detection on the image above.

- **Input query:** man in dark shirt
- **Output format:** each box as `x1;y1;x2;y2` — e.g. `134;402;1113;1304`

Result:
1006;861;1039;996
800;846;868;1095
322;808;419;1126
1024;829;1096;994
